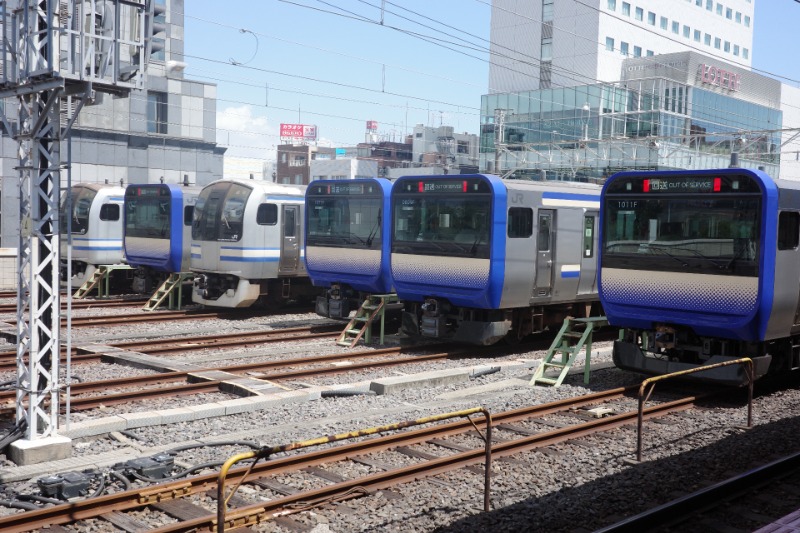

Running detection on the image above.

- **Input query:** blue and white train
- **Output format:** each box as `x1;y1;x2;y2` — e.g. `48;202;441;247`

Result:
124;183;200;294
305;178;393;318
60;183;126;288
191;179;316;308
600;168;800;384
392;174;602;345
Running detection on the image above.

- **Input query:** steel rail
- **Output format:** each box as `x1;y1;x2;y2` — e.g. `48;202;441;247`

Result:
595;450;800;532
153;394;705;532
0;345;481;416
0;386;682;532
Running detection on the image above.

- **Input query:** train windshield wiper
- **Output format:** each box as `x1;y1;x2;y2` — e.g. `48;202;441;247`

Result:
668;246;726;269
644;244;689;268
340;232;366;245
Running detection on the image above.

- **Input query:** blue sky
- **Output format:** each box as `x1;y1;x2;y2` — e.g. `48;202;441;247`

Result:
183;1;798;160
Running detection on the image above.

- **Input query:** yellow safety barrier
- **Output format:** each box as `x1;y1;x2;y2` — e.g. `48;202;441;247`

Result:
216;406;493;532
635;357;754;462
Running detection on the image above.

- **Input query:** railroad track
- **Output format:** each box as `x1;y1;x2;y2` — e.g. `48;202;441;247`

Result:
598;450;800;532
0;386;713;532
0;297;148;314
0;323;344;372
0;342;489;415
0;307;281;330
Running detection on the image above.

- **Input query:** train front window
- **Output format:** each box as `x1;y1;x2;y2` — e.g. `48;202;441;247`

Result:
60;187;97;234
192;182;251;242
603;196;761;276
306;197;382;248
392;196;491;258
125;196;171;239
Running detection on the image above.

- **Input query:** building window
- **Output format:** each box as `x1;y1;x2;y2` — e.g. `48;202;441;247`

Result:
743;47;749;59
635;6;643;20
695;0;702;5
607;0;616;10
694;29;701;41
660;16;667;30
744;15;750;27
725;7;732;19
620;41;629;55
714;37;721;49
672;21;679;34
542;0;554;21
704;33;711;45
735;11;741;23
733;44;739;56
541;37;552;60
646;50;654;56
706;0;712;9
633;45;642;57
146;91;167;134
683;25;690;38
622;2;630;16
647;11;655;25
605;37;614;51
724;41;730;52
716;3;722;15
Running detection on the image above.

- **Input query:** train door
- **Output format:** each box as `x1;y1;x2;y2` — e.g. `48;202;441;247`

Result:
577;212;598;295
279;204;300;273
534;210;554;297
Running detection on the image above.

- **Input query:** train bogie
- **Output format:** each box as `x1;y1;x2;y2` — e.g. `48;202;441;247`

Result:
391;174;602;345
304;178;393;318
190;179;316;308
60;183;126;288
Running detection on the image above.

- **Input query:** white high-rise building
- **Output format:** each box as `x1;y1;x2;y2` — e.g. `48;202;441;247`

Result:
489;0;755;94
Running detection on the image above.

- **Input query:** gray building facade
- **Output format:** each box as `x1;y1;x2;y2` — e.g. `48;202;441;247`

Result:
0;0;225;247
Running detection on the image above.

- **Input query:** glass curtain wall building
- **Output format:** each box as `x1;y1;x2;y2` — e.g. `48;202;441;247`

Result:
481;52;782;181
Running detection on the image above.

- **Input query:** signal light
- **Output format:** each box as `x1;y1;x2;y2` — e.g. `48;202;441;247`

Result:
643;179;650;192
713;177;721;192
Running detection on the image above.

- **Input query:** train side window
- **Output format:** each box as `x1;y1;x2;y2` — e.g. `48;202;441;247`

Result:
257;203;278;225
583;216;595;257
537;214;551;251
778;211;800;250
284;209;296;237
99;204;120;221
183;206;194;226
508;207;533;238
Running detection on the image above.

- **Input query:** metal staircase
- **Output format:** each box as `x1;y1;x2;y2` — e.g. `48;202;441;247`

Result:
530;316;608;387
73;265;132;299
142;272;195;311
337;294;400;348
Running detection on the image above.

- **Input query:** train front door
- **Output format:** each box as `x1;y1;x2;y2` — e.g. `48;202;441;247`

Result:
534;210;553;297
279;205;300;273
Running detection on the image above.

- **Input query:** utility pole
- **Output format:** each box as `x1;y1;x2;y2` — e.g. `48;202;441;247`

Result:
493;108;507;175
0;0;150;465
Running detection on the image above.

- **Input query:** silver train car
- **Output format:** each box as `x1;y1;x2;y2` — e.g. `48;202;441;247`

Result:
60;183;126;288
191;179;316;308
392;174;602;345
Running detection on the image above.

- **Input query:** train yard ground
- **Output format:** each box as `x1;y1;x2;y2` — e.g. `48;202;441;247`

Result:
0;296;799;531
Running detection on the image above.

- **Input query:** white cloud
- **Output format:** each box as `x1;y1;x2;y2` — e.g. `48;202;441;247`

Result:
216;105;276;161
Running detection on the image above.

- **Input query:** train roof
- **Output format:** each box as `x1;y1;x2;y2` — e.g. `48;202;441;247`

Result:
208;178;306;196
71;182;125;193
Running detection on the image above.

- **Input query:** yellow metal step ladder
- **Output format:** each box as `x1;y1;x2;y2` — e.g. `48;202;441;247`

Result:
142;272;195;311
73;265;132;299
337;294;400;348
530;316;608;387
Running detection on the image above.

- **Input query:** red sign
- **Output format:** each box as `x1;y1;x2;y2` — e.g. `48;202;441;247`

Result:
697;64;740;92
279;123;317;141
366;120;378;131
